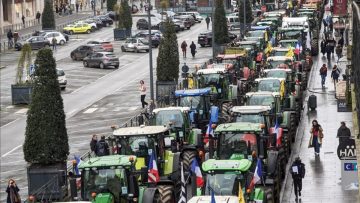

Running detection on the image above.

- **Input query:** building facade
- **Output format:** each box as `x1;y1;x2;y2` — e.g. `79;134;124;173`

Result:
1;0;44;35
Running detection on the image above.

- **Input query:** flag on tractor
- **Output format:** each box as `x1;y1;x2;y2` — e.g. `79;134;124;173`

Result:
210;187;216;203
74;155;82;176
191;159;204;187
248;159;263;191
238;182;245;203
178;162;186;203
294;41;303;55
148;151;160;182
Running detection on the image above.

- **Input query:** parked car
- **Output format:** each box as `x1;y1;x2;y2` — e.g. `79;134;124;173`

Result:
15;36;51;51
70;44;104;60
88;18;105;29
77;20;98;30
176;11;203;23
42;31;67;45
57;68;67;90
83;52;119;69
136;18;161;30
133;31;160;48
94;15;113;27
158;21;182;32
174;15;193;29
197;31;237;47
87;40;114;52
121;38;150;52
63;23;92;35
33;30;69;41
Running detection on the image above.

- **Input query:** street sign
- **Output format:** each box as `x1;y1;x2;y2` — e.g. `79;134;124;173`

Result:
337;98;351;112
341;160;359;190
333;0;348;17
344;162;358;171
337;138;357;160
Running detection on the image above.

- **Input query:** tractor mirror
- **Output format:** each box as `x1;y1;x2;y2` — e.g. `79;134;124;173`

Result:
271;133;277;147
171;139;177;152
259;139;267;159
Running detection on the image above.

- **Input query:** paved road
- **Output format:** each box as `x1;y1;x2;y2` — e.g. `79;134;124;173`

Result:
0;19;212;201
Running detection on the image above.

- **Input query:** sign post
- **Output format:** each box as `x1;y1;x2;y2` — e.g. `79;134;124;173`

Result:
337;138;359;190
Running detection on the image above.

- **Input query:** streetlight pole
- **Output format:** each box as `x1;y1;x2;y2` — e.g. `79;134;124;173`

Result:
243;0;246;39
211;0;215;59
93;0;96;16
147;0;154;100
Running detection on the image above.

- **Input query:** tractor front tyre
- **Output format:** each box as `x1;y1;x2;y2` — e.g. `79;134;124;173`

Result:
311;39;319;56
221;102;233;122
157;185;175;203
182;150;197;171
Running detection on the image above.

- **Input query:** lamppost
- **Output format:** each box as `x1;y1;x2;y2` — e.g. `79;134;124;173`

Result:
147;0;154;100
243;0;246;39
211;0;215;59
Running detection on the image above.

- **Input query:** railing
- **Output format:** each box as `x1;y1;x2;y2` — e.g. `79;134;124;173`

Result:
352;1;360;135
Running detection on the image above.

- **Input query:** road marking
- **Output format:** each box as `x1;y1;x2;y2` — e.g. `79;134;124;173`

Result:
97;108;107;113
1;145;22;158
15;108;28;114
113;107;124;111
83;108;98;114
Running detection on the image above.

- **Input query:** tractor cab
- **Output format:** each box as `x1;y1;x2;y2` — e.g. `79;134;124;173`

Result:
281;17;309;32
263;11;284;18
245;92;280;108
278;39;299;49
277;27;306;42
260;17;282;28
266;56;294;69
256;21;277;32
78;155;140;203
245;30;267;46
250;25;270;31
235;41;261;59
231;105;273;127
270;47;292;57
254;78;285;94
175;88;211;122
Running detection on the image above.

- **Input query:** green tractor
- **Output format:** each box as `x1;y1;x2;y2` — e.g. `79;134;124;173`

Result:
209;122;284;202
187;159;272;203
244;91;298;143
108;125;182;202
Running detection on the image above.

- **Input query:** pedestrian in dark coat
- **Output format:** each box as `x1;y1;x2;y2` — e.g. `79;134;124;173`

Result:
205;16;210;30
335;45;342;62
309;119;323;155
95;136;109;156
90;134;98;154
331;65;340;83
320;40;326;56
338;37;344;47
190;41;196;57
55;5;59;13
36;11;41;24
290;157;305;201
76;3;79;12
21;15;25;27
7;29;13;48
181;41;187;58
337;121;351;143
6;179;20;203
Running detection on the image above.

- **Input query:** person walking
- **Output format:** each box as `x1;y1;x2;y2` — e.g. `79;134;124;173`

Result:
290;157;305;201
309;120;324;156
139;80;148;108
190;41;196;58
337;121;351;144
331;65;340;84
338;36;344;48
205;16;210;30
319;64;327;88
335;44;342;62
52;37;57;51
7;29;13;49
6;179;21;203
95;136;109;156
21;15;25;27
90;134;98;155
76;3;79;12
36;11;41;24
181;41;187;58
320;40;326;57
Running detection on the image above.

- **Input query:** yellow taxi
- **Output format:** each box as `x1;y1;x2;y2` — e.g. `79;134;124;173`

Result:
63;23;92;35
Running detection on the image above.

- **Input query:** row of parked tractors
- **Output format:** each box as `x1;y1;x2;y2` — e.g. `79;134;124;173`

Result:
65;1;327;203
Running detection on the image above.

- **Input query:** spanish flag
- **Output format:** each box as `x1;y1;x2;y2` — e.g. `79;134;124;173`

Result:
238;182;245;203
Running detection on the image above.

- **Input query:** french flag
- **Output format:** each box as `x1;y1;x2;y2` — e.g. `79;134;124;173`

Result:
274;118;282;147
294;42;302;55
204;120;214;144
148;151;160;182
248;159;263;191
191;159;204;187
74;155;82;176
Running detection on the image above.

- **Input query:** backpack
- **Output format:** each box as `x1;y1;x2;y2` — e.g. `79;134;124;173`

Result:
96;142;106;156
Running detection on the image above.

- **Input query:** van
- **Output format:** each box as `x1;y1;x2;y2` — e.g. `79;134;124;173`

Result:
226;16;240;30
57;68;67;90
177;12;203;22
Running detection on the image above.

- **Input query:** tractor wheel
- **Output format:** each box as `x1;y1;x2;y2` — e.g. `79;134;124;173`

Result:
311;39;319;56
182;150;197;171
221;102;233;122
153;190;160;203
290;114;297;143
157;185;175;203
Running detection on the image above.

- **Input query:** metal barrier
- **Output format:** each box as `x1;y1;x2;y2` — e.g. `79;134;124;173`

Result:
352;2;360;132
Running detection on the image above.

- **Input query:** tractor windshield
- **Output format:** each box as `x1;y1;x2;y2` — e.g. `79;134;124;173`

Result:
155;110;184;128
218;133;257;159
268;60;291;68
273;51;287;56
258;80;281;92
179;96;201;109
82;168;127;202
118;136;155;157
205;174;237;195
247;95;275;106
247;31;263;38
199;74;220;87
266;70;287;79
236;114;265;124
282;31;302;39
240;44;255;50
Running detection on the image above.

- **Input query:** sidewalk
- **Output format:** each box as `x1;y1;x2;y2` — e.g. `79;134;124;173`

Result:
281;7;359;203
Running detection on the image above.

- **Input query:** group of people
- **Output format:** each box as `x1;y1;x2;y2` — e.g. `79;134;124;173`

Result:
6;30;20;49
319;63;341;88
90;134;110;156
55;3;72;15
181;41;197;58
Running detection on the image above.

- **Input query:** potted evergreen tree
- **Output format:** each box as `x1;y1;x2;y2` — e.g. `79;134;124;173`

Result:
214;0;230;56
24;48;69;200
238;0;254;34
114;0;133;40
11;43;34;105
156;20;179;106
42;0;55;30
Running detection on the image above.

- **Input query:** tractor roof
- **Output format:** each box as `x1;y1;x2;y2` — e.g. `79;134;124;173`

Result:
264;68;293;73
216;53;246;60
188;196;239;203
113;125;169;136
282;17;308;22
246;91;280;97
78;155;135;169
271;47;290;52
279;39;299;43
202;159;252;172
197;67;227;75
261;17;280;21
215;122;263;133
250;25;270;30
255;77;285;82
152;106;190;113
267;56;294;61
231;105;272;114
279;27;305;31
256;21;275;25
264;10;286;15
175;88;211;97
236;41;257;45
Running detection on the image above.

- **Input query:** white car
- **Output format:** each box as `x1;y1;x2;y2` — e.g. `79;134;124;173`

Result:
76;20;97;30
42;31;67;45
121;38;149;53
57;68;67;90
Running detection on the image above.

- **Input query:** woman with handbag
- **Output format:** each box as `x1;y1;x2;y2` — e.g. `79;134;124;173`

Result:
309;120;324;156
6;179;21;203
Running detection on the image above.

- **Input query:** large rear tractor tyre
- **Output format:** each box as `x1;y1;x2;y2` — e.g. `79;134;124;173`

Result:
182;150;197;171
290;114;297;143
311;39;319;56
157;185;175;203
221;102;233;123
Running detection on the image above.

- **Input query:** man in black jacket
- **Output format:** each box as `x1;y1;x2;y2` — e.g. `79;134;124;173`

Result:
290;157;306;201
90;134;98;154
337;122;351;144
95;136;110;156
